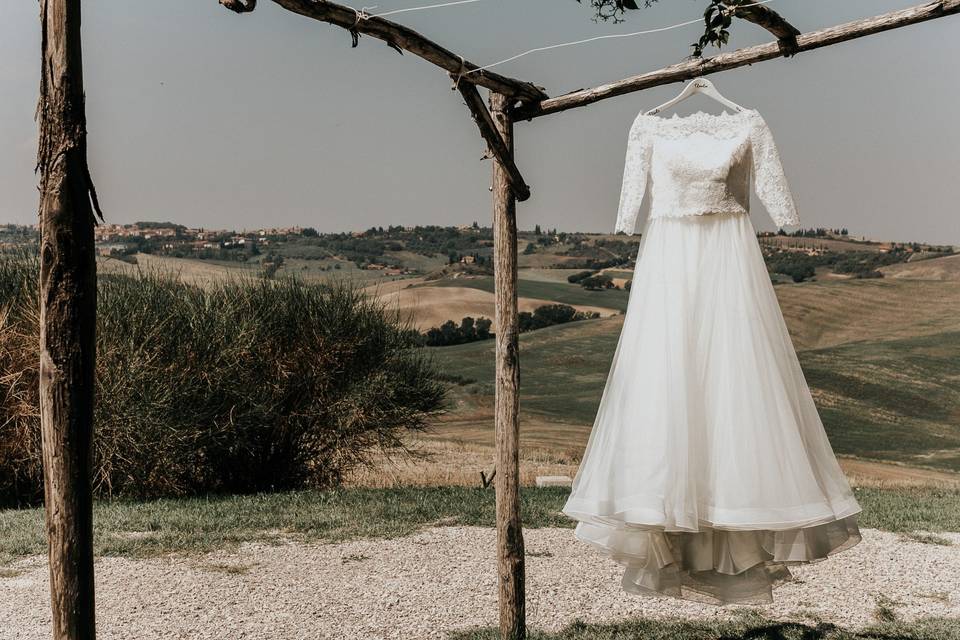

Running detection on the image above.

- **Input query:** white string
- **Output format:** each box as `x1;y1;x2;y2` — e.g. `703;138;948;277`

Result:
465;0;777;75
371;0;489;18
451;55;467;88
353;6;375;26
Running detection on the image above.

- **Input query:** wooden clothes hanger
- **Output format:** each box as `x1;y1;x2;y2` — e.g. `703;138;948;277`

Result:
644;77;746;116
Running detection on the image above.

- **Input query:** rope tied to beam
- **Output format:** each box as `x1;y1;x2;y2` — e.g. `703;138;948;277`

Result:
451;55;467;90
353;5;374;26
349;5;378;47
461;0;777;76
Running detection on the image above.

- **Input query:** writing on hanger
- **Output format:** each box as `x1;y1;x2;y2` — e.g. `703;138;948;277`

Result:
645;78;746;116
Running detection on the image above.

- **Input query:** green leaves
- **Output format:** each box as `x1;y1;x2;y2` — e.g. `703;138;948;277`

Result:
580;0;744;57
693;0;736;58
578;0;657;24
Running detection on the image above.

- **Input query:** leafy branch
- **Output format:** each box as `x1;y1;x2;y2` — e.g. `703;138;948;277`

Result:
577;0;658;24
581;0;800;58
693;0;735;58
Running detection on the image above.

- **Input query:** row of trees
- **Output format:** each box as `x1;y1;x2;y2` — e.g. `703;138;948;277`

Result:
421;304;600;347
763;246;923;282
777;227;850;238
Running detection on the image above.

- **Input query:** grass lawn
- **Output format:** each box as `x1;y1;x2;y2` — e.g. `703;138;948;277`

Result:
452;613;960;640
2;486;958;563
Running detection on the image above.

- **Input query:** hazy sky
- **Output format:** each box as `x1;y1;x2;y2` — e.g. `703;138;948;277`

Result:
1;0;958;243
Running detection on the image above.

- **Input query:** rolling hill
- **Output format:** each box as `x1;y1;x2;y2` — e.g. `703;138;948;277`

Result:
428;253;960;479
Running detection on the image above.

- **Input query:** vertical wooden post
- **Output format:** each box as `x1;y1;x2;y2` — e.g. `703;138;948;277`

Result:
489;92;525;640
37;0;99;638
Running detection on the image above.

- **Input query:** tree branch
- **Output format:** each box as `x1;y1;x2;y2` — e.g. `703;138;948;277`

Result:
735;3;800;41
220;0;257;13
516;0;960;120
218;0;547;103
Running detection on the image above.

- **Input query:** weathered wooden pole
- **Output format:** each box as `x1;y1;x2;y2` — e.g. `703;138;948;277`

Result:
37;0;100;638
489;92;525;640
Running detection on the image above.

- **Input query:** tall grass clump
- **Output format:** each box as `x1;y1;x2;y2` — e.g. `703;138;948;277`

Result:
0;253;445;506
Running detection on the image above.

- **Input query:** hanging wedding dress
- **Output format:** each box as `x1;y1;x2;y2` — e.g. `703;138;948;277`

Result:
563;109;862;604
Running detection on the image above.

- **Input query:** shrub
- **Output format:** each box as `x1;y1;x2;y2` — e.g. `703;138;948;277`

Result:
423;316;492;347
518;304;597;332
424;304;598;346
0;254;445;506
567;270;595;284
580;274;615;290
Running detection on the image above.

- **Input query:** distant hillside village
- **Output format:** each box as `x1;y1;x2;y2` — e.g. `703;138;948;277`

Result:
96;222;501;272
1;222;954;286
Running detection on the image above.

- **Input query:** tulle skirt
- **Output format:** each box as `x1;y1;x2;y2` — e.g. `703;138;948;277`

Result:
563;212;862;604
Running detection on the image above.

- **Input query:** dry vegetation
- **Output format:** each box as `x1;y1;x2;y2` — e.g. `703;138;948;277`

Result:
0;255;446;505
342;434;960;490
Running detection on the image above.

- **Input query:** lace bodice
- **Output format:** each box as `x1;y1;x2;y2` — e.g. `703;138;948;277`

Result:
615;109;799;234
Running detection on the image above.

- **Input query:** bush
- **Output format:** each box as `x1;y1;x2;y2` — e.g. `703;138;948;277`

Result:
0;254;445;506
580;274;615;290
518;304;598;332
567;270;595;284
423;316;493;347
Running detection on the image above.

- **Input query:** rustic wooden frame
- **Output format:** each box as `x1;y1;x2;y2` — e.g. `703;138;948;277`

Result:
516;0;960;119
37;1;960;639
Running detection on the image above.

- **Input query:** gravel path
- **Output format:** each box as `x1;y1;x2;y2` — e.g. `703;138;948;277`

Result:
2;527;958;639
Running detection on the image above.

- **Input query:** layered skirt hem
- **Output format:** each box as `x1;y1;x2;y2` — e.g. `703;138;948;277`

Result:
569;513;861;604
564;492;862;532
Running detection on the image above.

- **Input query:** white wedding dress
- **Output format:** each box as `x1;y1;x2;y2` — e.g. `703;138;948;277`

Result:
563;109;862;604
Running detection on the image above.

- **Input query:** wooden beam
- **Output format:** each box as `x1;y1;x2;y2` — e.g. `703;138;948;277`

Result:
516;0;960;120
37;0;99;638
456;81;531;202
490;92;526;640
734;3;801;42
221;0;548;103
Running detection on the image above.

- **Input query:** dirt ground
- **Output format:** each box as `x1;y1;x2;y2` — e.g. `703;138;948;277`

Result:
3;527;958;640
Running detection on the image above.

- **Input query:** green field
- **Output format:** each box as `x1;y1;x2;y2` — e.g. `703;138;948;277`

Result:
432;317;619;427
419;276;630;311
432;316;960;473
517;268;597;284
802;331;960;470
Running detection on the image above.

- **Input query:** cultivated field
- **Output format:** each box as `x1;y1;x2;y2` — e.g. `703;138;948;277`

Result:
98;252;422;289
372;279;618;331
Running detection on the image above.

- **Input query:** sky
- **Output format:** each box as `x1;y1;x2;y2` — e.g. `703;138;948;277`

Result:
1;0;958;243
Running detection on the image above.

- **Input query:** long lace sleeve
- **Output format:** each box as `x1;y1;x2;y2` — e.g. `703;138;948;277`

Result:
749;115;799;228
615;115;653;235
